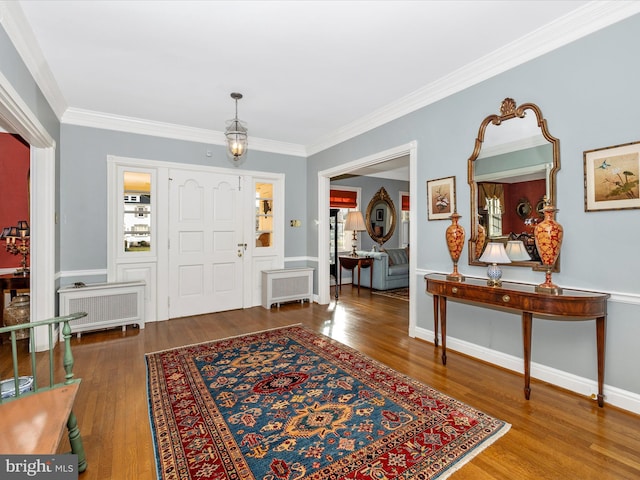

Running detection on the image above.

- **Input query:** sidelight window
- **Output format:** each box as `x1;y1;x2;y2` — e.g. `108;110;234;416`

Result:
255;182;273;248
123;171;152;252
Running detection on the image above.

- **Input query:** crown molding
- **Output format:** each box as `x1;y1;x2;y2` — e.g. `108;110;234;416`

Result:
0;1;68;118
62;106;221;142
306;1;640;156
62;107;307;157
0;70;55;147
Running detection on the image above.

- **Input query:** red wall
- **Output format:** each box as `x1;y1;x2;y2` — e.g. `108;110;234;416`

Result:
0;133;30;269
502;179;546;235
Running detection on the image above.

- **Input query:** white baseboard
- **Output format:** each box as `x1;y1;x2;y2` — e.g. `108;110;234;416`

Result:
414;325;640;415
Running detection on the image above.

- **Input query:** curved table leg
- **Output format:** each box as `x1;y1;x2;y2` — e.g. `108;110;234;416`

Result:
440;296;447;365
596;315;606;407
432;295;439;347
522;311;533;400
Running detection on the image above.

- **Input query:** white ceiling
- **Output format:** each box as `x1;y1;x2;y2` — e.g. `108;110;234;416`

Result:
8;1;639;160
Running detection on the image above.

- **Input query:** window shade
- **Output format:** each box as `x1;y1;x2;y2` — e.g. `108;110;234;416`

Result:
401;195;410;211
330;189;357;208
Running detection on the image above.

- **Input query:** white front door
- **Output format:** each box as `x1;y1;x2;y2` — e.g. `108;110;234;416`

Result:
169;170;244;318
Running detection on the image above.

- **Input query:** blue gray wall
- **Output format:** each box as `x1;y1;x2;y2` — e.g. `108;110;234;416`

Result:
308;14;640;397
59;125;308;276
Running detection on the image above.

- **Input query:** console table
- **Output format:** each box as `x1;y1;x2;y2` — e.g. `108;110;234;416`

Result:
339;256;374;294
424;273;610;406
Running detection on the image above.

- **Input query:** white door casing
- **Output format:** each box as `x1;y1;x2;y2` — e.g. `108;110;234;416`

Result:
168;170;244;318
0;71;56;351
317;142;417;336
107;162;162;323
108;156;284;320
248;175;285;307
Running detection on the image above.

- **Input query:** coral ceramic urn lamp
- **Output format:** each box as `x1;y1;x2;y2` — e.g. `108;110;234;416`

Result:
445;211;465;282
534;198;563;295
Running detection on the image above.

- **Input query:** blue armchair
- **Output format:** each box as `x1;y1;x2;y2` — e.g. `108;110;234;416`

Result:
352;248;409;291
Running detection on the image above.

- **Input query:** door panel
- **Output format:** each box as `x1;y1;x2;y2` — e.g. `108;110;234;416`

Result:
116;262;156;322
169;170;243;318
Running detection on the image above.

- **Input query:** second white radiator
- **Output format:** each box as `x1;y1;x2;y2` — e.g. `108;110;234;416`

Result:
261;268;313;309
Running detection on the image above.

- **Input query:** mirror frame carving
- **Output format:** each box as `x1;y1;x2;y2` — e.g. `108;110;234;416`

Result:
365;186;396;245
467;98;560;270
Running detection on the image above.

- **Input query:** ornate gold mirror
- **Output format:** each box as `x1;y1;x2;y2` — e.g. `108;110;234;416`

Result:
468;98;560;269
365;186;396;245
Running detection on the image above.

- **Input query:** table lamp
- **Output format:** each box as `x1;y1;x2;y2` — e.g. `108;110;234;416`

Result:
479;242;511;286
344;211;366;257
505;240;531;262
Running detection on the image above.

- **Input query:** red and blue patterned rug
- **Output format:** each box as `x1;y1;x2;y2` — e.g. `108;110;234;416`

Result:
146;325;509;479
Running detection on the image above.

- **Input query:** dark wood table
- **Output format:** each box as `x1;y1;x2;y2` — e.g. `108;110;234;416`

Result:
339;256;374;294
424;273;610;406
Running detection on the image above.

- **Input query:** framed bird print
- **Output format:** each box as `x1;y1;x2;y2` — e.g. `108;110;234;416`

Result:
584;140;640;212
427;176;456;220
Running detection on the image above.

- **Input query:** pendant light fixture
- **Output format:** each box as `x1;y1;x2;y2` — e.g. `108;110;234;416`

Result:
225;92;248;164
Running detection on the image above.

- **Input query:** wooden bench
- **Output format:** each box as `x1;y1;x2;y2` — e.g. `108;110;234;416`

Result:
0;313;87;472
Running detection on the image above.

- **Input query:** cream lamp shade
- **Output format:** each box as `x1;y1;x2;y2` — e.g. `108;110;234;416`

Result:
505;240;531;261
344;211;366;232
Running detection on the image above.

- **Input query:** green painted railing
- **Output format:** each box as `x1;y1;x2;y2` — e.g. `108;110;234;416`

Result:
0;312;87;400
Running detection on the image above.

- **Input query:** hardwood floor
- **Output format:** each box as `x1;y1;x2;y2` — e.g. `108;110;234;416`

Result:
4;286;640;479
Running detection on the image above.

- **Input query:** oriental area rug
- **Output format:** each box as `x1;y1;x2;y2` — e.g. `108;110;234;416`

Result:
146;325;510;480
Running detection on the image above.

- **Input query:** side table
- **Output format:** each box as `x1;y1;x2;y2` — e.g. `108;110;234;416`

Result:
338;256;374;294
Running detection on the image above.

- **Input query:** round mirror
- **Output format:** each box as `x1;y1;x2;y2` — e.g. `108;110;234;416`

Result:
468;98;560;270
515;198;532;219
365;187;396;245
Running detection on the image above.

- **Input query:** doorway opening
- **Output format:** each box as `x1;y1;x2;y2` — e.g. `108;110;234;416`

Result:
0;79;57;351
317;141;417;335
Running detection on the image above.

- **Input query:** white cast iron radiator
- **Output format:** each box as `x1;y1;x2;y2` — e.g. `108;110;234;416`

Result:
58;281;146;337
261;268;314;309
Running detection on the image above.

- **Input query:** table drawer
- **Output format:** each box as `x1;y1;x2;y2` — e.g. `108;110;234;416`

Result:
450;284;523;308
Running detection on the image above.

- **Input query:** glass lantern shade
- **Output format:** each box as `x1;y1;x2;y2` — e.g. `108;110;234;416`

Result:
225;120;248;162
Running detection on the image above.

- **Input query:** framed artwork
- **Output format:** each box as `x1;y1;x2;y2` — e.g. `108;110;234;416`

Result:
375;208;384;222
584;141;640;212
427;176;456;220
